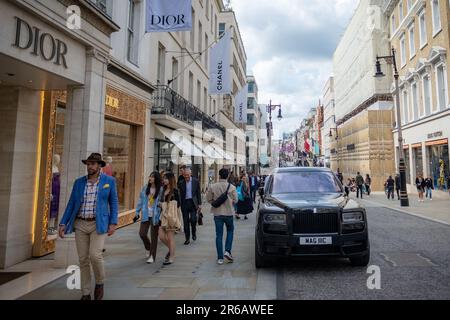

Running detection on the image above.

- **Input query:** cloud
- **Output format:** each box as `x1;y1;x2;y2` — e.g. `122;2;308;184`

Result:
231;0;359;136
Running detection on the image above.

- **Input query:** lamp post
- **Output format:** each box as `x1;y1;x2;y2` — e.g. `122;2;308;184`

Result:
266;101;282;158
375;47;409;207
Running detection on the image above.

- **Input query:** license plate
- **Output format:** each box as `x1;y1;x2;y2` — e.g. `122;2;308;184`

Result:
300;237;332;245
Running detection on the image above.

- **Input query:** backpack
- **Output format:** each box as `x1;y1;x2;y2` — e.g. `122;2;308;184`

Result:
211;183;231;208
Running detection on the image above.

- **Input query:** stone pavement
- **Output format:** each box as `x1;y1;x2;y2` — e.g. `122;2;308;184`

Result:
19;203;277;300
354;190;450;225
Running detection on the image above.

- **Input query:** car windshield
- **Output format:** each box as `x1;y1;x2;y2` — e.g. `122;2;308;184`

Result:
271;171;342;194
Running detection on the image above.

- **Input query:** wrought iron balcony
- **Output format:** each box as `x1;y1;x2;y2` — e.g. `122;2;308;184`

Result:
152;85;225;134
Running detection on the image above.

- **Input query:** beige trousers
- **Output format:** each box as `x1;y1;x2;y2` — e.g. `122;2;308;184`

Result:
74;219;107;296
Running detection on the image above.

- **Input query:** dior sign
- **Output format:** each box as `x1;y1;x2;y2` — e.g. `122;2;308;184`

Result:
12;17;68;68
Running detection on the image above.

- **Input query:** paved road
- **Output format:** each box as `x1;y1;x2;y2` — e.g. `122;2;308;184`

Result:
278;204;450;300
18;199;450;300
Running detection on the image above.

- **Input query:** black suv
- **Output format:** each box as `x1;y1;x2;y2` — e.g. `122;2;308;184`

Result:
255;167;370;268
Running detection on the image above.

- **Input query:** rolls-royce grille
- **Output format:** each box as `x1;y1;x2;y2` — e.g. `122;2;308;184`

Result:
293;210;338;234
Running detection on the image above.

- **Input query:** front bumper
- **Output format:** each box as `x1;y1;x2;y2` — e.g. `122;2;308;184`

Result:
260;231;369;258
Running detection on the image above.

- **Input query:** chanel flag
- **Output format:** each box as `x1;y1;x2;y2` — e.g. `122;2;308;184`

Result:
234;84;248;123
209;31;231;94
145;0;192;32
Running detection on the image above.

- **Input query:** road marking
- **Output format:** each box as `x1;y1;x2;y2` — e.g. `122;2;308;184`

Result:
359;198;450;227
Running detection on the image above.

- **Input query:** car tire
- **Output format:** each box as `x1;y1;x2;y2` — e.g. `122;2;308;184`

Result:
349;247;370;267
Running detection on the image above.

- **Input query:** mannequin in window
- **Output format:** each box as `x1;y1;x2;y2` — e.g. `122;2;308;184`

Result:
49;154;61;235
103;156;113;176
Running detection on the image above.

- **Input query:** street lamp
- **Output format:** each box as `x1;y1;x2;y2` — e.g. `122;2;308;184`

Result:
374;47;409;207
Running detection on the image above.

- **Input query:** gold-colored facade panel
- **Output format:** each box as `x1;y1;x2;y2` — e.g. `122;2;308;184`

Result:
105;86;146;125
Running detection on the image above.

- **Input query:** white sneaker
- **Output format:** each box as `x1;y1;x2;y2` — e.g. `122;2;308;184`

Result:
145;250;151;258
224;251;234;263
146;256;154;264
217;259;224;265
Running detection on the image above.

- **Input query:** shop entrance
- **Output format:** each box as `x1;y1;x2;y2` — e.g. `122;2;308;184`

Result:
427;140;449;190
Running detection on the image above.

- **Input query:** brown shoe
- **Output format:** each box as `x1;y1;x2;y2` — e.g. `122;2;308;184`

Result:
94;284;104;300
80;295;91;300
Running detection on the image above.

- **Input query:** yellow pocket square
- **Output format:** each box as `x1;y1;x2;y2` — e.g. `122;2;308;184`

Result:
103;184;110;189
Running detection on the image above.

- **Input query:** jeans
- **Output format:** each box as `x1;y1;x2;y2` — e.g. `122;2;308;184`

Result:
139;221;159;259
357;185;364;198
425;187;432;199
214;216;234;260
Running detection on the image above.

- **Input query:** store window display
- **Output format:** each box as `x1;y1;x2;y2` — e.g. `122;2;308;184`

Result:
48;154;61;236
104;119;134;212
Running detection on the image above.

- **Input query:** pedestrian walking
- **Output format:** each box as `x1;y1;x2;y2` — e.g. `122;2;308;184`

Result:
344;178;351;197
249;172;259;204
134;171;163;264
424;176;434;201
395;174;401;200
58;153;118;300
386;175;395;200
355;172;364;199
158;172;181;265
365;174;372;196
178;167;202;245
236;173;253;220
206;168;238;265
416;174;426;202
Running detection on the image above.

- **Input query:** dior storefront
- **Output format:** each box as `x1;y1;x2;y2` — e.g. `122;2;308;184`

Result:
0;0;124;268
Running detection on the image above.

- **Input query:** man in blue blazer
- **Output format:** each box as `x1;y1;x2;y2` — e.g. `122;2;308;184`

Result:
58;153;118;300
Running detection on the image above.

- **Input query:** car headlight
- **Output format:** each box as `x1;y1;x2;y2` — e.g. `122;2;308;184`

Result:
263;213;286;224
342;212;364;223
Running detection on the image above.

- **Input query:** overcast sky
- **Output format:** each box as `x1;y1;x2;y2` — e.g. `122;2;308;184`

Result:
231;0;359;138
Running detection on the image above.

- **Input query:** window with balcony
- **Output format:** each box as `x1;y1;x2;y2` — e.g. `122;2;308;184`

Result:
198;21;203;57
431;0;441;36
400;34;406;66
171;58;179;92
247;114;255;126
189;72;194;103
422;74;432;115
191;8;196;50
127;0;140;65
409;24;415;58
399;1;404;21
89;0;112;17
197;80;201;109
205;34;209;68
247;97;256;109
402;89;409;124
219;23;226;37
419;9;427;48
435;64;448;111
157;43;166;84
411;82;419;121
391;15;396;34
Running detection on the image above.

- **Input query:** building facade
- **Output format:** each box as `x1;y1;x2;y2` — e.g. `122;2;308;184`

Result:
0;0;125;268
331;0;395;191
246;75;260;173
0;0;249;269
384;0;450;191
321;77;336;168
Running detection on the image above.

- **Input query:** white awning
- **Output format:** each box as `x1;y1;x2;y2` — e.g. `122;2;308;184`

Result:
156;125;204;157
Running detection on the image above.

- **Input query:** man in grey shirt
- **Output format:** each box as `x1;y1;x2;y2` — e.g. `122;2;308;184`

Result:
206;168;238;265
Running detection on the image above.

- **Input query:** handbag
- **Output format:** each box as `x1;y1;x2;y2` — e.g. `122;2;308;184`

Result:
161;200;181;230
198;212;204;226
